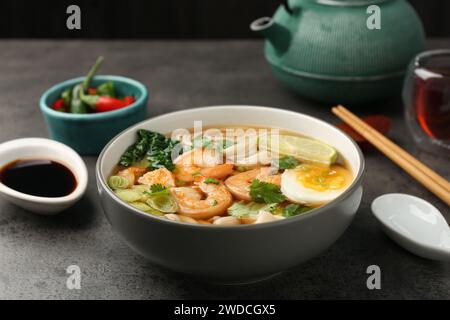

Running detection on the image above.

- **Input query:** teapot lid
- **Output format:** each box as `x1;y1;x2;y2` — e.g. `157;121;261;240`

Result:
313;0;391;6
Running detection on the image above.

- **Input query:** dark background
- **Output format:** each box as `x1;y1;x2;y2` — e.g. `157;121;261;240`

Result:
0;0;449;38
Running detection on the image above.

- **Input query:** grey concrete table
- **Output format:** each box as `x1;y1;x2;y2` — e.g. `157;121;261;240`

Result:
0;40;449;300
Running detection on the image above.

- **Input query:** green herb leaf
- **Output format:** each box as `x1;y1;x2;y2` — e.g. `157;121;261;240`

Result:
190;136;233;152
283;204;312;217
228;201;278;217
150;184;168;194
119;129;180;172
192;135;212;149
278;156;299;170
249;179;286;204
204;178;219;185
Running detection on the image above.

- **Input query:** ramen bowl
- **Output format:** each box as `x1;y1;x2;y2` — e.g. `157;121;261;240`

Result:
96;106;364;283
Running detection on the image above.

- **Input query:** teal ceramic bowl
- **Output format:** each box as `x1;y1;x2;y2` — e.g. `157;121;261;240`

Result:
40;75;148;155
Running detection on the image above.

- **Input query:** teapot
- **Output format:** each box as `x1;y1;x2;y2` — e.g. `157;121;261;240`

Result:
251;0;426;105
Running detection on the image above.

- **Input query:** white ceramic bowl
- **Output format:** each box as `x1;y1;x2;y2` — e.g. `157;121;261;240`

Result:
96;106;365;283
0;138;88;215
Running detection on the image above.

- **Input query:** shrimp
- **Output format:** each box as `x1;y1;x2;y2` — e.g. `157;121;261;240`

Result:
174;148;234;182
224;167;281;201
117;167;147;188
171;177;233;219
137;167;175;187
174;148;221;167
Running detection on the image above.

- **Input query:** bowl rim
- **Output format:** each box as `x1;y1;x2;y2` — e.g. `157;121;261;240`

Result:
39;75;148;121
96;105;365;230
0;138;88;204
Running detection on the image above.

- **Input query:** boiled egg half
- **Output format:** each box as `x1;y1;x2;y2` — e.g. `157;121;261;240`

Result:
281;164;352;206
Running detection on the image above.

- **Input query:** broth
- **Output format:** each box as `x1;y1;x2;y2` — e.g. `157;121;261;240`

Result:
108;125;353;226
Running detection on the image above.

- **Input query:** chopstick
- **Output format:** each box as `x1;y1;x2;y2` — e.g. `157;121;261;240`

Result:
334;105;450;193
332;105;450;207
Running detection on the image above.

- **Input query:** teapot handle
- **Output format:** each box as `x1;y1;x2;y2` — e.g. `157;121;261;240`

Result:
281;0;293;14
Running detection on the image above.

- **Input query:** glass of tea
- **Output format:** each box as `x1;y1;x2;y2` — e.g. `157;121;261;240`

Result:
403;49;450;152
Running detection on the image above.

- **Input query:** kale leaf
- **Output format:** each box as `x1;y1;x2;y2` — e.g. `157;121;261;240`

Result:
119;129;180;171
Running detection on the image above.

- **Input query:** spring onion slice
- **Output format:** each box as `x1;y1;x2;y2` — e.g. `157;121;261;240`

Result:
129;202;165;216
114;189;142;203
108;175;129;189
146;193;177;213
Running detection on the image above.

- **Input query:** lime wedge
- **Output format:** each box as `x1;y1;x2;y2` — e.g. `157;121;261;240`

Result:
260;135;338;166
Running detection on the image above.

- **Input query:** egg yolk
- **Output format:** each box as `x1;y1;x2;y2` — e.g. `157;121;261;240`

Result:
295;164;351;192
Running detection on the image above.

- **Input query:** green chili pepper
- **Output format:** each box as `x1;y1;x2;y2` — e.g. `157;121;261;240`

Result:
61;88;72;107
97;81;116;97
70;84;87;114
70;56;105;113
82;56;104;91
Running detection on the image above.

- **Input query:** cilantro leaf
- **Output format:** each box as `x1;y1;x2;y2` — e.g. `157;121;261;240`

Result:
150;184;167;193
192;135;212;149
278;156;299;170
190;136;233;153
283;204;312;217
144;184;169;197
204;178;219;185
249;179;286;204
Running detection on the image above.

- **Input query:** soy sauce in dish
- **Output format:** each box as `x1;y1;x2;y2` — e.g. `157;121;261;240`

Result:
0;159;77;197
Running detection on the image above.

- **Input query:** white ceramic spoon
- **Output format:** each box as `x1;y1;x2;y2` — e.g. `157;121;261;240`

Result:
371;193;450;261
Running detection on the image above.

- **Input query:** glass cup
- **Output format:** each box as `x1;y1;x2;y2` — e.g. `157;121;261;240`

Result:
403;49;450;152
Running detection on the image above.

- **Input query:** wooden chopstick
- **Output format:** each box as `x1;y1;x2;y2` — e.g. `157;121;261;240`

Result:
332;105;450;207
335;105;450;193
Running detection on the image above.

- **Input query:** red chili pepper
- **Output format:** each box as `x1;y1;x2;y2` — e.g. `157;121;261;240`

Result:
337;115;392;150
87;87;97;95
52;98;65;111
95;97;129;112
123;96;135;105
80;93;136;113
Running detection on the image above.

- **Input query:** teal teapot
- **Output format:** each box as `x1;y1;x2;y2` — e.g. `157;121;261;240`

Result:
251;0;425;105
